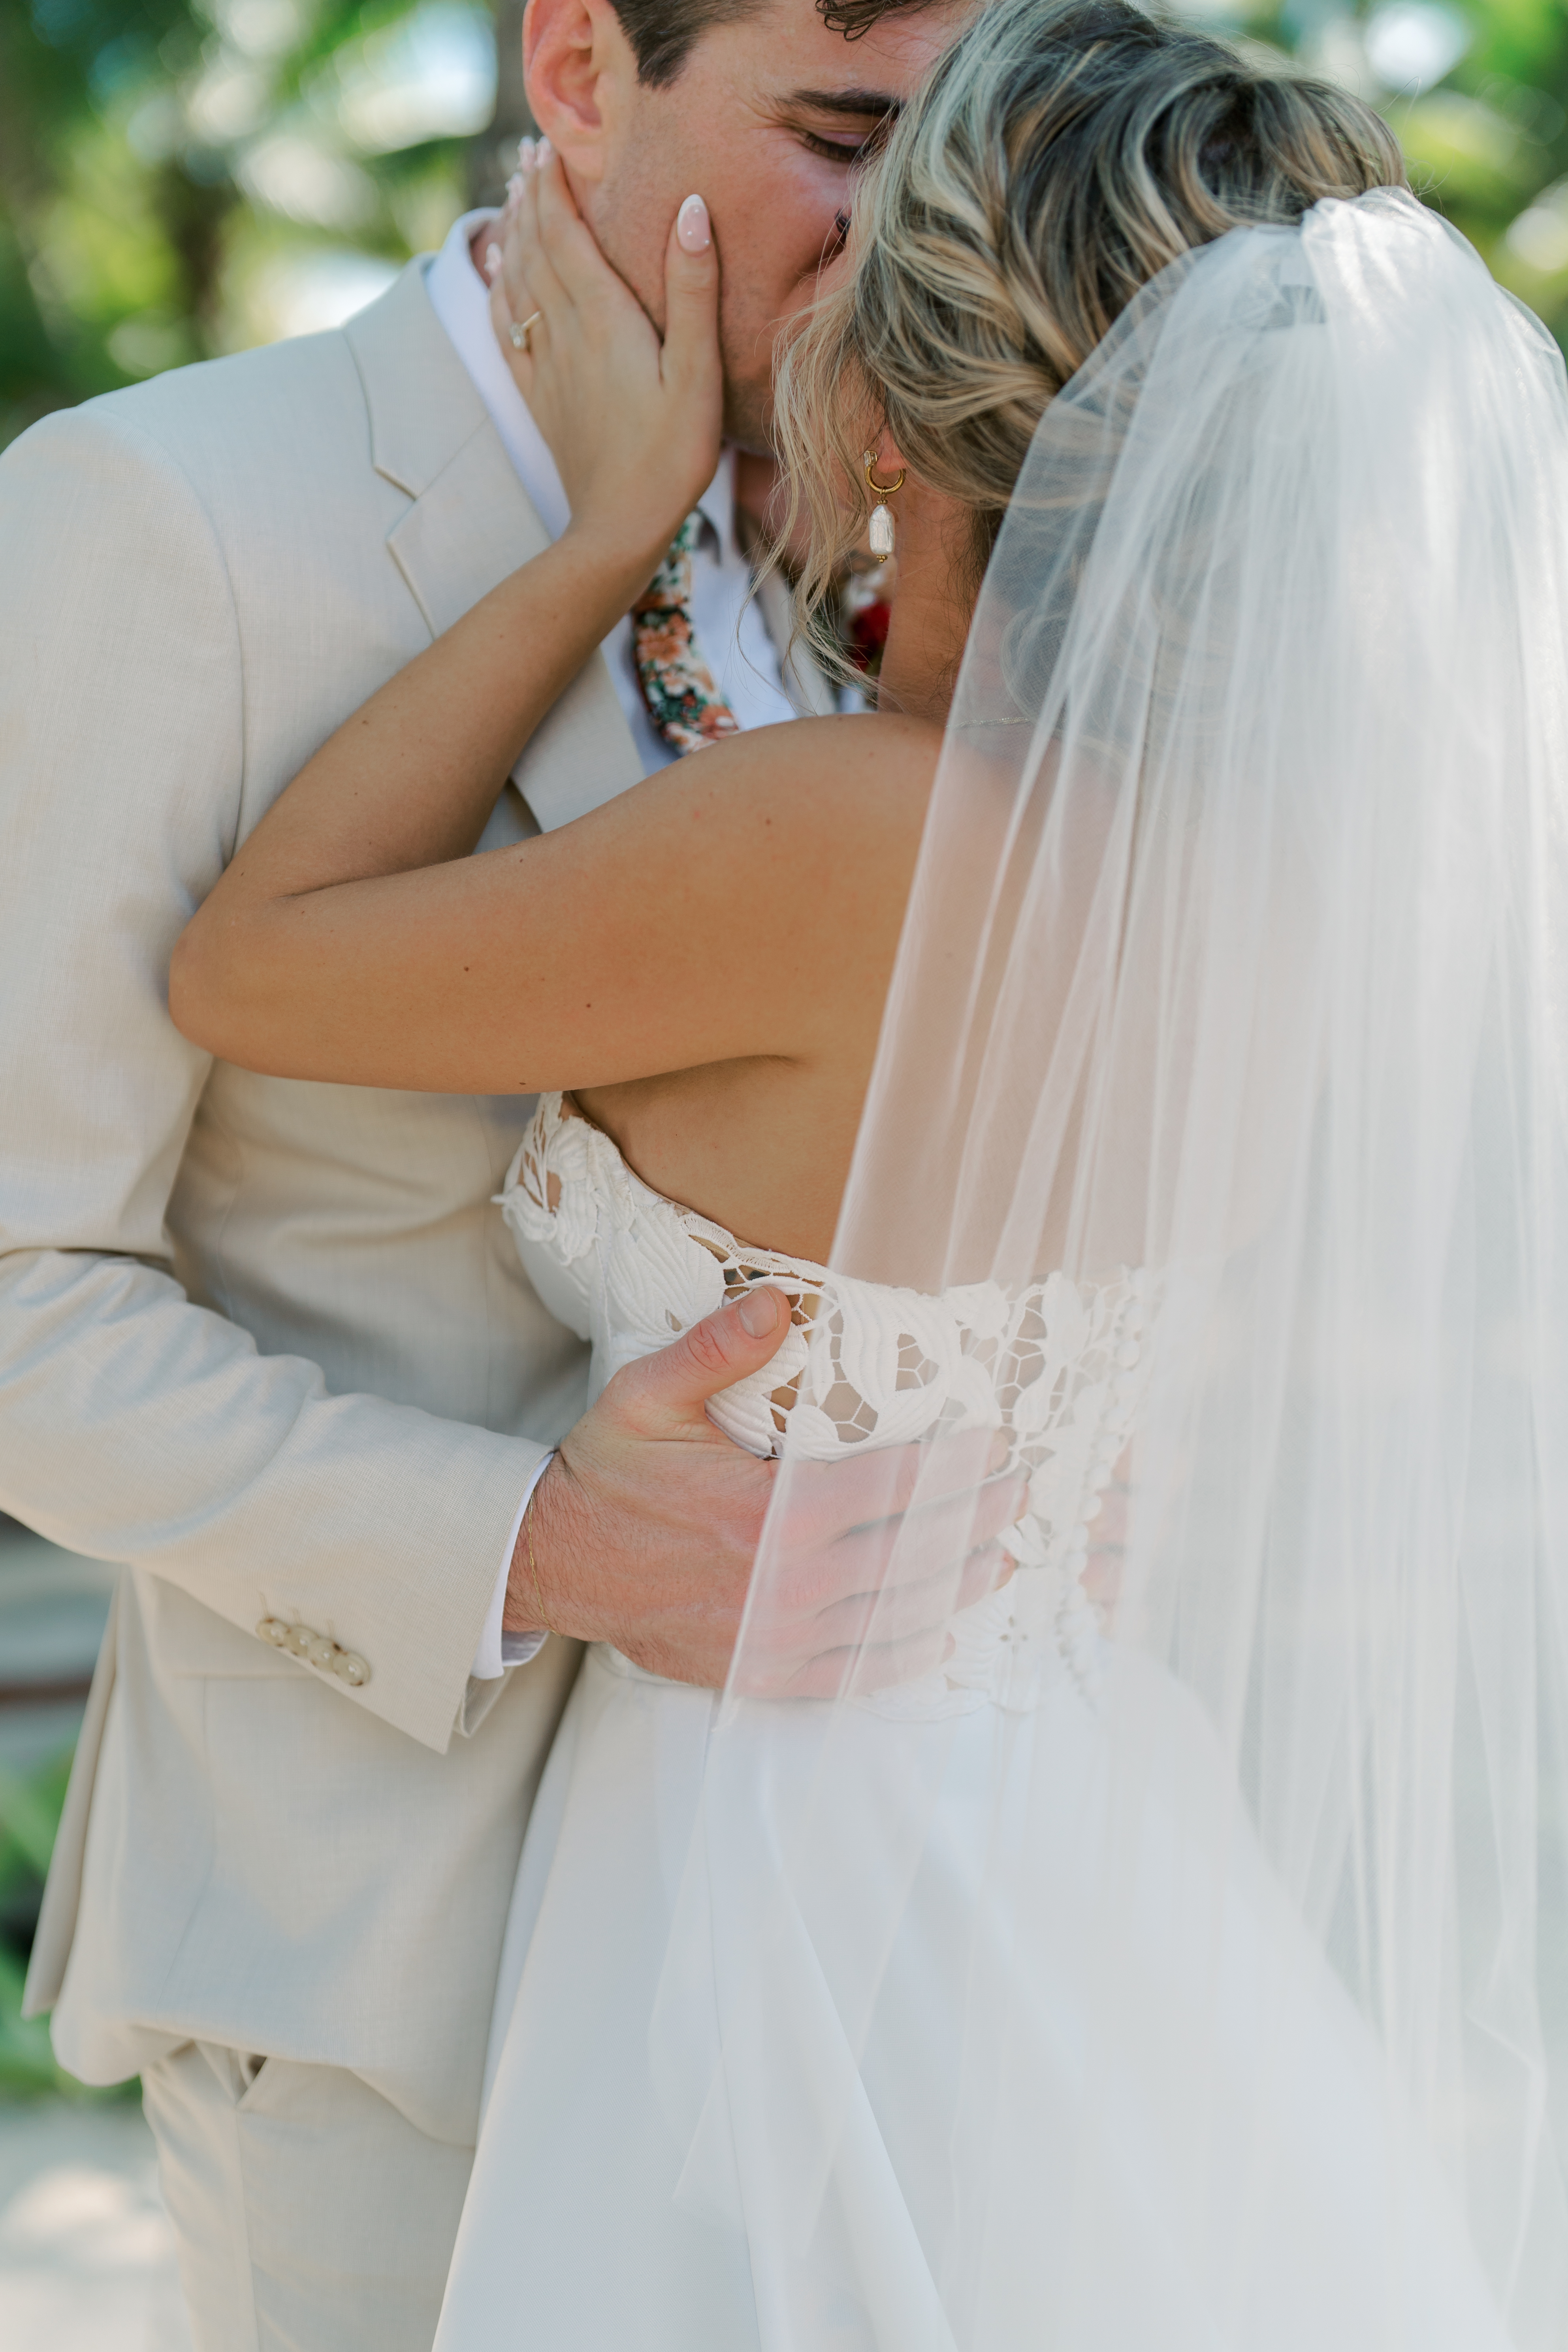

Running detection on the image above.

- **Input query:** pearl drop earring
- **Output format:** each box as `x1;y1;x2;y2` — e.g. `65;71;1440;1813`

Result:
863;450;905;560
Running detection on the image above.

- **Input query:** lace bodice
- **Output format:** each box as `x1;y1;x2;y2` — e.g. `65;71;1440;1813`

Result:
499;1094;1147;1716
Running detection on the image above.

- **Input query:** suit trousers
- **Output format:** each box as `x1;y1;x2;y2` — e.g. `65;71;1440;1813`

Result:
141;2041;474;2352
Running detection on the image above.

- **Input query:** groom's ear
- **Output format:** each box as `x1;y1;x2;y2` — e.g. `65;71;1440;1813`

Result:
524;0;640;188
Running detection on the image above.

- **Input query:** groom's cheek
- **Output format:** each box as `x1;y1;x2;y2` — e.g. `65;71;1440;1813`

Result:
705;160;857;439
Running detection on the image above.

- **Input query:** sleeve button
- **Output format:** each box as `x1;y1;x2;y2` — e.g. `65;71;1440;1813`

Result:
333;1651;370;1687
256;1618;290;1646
305;1634;338;1672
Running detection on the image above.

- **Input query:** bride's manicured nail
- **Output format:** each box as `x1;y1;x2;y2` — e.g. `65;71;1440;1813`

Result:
483;243;503;281
535;136;553;167
506;172;524;203
677;194;711;254
516;134;536;168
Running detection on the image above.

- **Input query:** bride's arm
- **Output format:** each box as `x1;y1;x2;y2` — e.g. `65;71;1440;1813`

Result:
171;158;930;1090
173;673;931;1089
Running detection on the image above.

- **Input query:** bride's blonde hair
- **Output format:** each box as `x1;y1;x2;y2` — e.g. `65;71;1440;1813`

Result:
775;0;1406;674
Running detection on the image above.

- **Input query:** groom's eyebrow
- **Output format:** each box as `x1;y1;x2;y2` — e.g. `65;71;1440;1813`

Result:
785;85;902;122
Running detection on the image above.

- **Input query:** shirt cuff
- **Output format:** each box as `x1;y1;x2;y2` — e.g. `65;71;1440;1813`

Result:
469;1452;555;1681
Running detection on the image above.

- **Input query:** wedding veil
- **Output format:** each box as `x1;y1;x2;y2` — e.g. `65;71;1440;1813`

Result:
657;191;1568;2348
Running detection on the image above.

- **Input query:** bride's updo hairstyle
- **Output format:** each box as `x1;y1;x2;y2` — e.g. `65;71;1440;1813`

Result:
776;0;1406;669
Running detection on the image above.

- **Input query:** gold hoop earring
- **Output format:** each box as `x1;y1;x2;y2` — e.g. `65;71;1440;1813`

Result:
863;450;905;559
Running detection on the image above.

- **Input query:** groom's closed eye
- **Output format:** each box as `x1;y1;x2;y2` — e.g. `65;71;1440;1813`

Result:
776;85;900;167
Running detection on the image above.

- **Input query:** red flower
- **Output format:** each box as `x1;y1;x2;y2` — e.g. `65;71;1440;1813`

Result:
849;599;892;672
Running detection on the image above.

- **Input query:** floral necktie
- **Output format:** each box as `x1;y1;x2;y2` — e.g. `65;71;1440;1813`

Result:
631;512;742;756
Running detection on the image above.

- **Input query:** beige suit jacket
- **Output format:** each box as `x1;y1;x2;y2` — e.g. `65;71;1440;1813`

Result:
1;260;645;2142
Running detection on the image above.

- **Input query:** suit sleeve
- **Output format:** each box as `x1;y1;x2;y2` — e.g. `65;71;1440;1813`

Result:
0;404;544;1755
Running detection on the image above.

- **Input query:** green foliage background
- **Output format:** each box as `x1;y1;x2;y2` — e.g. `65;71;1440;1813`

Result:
0;1748;106;2095
0;0;521;448
3;1;1568;456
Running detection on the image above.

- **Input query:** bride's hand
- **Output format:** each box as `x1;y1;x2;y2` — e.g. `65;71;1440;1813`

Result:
488;146;723;580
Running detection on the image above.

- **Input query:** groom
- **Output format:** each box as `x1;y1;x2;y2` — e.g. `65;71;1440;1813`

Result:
0;0;977;2344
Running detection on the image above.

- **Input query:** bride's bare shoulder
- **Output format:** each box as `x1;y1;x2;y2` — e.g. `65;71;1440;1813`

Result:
717;708;943;797
719;708;943;779
541;709;944;932
492;706;941;1091
636;708;943;861
521;709;943;1031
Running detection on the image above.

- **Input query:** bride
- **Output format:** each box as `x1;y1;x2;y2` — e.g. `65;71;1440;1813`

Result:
170;0;1568;2343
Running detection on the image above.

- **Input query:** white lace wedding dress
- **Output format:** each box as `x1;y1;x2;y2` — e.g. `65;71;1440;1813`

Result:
431;1094;1512;2352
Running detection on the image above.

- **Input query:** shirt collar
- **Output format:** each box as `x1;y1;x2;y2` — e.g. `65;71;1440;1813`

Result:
425;209;735;554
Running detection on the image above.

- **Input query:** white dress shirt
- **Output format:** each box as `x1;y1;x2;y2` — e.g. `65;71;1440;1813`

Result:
426;211;801;1674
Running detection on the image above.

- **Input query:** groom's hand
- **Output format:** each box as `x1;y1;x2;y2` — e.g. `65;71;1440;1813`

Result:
511;1286;1027;1696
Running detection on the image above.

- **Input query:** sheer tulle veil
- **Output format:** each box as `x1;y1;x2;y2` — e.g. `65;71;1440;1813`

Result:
650;191;1568;2346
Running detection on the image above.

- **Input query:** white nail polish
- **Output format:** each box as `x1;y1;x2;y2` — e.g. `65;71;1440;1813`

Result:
677;194;711;254
483;244;503;281
516;135;536;168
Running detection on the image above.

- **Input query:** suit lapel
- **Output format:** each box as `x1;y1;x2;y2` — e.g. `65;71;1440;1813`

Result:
343;261;642;832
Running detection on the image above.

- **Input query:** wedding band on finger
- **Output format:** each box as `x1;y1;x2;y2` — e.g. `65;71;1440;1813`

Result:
509;310;543;353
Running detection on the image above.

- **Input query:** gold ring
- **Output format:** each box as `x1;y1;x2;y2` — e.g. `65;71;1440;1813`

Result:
863;450;906;497
509;310;543;352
